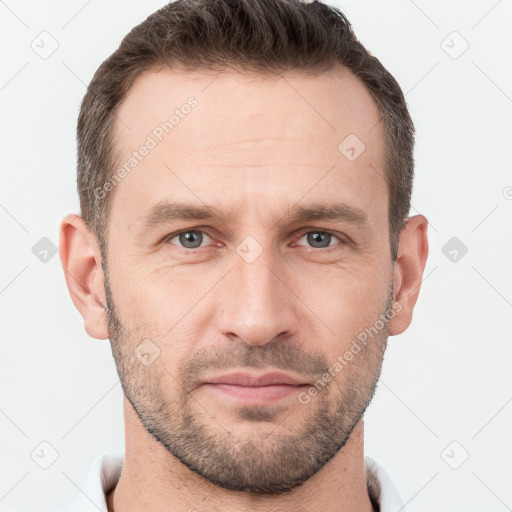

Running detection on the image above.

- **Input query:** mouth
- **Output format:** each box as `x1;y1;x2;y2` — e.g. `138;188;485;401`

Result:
200;371;311;405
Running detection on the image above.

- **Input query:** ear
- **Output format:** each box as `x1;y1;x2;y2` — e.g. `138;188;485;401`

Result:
59;214;109;340
388;214;429;336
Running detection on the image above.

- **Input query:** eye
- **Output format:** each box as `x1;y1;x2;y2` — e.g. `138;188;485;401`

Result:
166;229;213;249
163;228;348;252
295;230;345;249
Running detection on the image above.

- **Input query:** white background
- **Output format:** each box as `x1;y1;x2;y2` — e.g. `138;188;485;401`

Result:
1;1;511;511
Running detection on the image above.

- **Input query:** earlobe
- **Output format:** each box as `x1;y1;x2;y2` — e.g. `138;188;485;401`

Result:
388;215;429;336
59;214;109;340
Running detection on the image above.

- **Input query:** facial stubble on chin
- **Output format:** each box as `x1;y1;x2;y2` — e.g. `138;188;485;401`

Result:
101;258;391;495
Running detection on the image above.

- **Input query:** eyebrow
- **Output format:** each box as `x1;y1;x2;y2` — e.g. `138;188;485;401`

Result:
137;200;369;232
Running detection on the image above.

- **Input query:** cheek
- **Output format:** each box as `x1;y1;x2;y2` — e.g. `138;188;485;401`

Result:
109;257;211;331
293;261;391;345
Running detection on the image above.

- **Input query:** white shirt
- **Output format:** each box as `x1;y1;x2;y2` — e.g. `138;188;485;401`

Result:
60;452;406;512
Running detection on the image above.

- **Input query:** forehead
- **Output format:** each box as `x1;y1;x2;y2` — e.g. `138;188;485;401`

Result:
113;65;383;150
108;65;387;228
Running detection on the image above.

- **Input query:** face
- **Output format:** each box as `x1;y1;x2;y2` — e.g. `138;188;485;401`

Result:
103;66;396;494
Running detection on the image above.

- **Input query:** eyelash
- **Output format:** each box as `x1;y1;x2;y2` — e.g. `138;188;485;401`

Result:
162;228;350;252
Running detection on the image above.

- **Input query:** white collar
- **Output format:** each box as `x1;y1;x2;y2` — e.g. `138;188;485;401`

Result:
61;452;406;512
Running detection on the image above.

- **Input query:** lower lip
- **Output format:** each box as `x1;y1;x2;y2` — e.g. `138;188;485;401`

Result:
202;383;308;405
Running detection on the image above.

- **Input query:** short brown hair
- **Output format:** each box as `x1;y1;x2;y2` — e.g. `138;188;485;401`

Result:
77;0;415;261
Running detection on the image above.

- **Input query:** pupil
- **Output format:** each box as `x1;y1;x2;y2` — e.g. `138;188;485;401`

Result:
180;231;202;248
308;232;330;248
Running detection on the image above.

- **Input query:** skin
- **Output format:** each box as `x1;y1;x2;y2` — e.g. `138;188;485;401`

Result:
59;64;428;512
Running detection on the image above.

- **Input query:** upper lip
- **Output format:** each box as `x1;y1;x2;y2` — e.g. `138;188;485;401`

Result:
203;371;309;387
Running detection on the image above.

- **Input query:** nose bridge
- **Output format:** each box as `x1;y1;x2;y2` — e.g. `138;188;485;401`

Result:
217;240;297;346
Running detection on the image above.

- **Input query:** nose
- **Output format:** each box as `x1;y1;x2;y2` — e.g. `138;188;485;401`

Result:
216;247;298;347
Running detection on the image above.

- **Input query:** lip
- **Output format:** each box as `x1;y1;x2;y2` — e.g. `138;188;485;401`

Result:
203;371;309;387
200;371;310;405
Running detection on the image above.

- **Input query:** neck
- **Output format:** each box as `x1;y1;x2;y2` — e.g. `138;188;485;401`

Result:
108;397;374;512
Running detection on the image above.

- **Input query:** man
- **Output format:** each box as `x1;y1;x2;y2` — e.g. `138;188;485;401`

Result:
59;0;429;510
